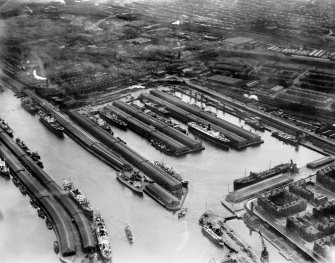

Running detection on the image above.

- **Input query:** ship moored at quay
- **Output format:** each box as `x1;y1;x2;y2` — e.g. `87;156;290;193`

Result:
187;122;230;150
116;170;145;195
233;160;298;191
94;211;112;262
39;110;65;137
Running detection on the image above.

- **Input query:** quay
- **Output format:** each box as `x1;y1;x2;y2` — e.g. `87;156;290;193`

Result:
140;92;263;149
225;174;294;203
111;100;204;152
23;89;187;211
0;127;96;255
107;104;192;156
0;140;77;257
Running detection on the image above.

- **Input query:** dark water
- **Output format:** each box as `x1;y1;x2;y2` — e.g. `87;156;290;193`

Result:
0;88;322;263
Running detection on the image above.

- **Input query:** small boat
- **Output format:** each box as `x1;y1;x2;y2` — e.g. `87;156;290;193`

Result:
178;207;188;219
0;158;10;178
31;151;41;160
19;184;27;195
0;120;13;137
37;208;45;219
125;225;133;243
12;177;20;186
34;159;44;168
54;241;59;254
30;198;39;209
46;218;53;230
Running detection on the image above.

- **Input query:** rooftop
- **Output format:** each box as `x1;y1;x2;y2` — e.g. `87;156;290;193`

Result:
207;75;242;85
224;36;254;45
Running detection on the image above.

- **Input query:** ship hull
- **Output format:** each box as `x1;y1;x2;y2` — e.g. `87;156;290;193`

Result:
144;104;169;116
99;112;127;130
201;227;224;247
116;175;144;195
233;164;293;190
271;132;298;145
40;117;64;137
188;125;229;150
21;102;36;115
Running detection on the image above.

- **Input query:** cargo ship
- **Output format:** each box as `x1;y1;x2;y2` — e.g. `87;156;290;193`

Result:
271;131;298;145
99;110;128;130
148;112;187;134
154;161;182;181
244;117;265;132
94;211;112;262
0;158;10;178
187;122;230;150
39;112;64;137
0;119;13;137
143;102;170;116
233;160;298;190
116;170;145;195
63;179;94;219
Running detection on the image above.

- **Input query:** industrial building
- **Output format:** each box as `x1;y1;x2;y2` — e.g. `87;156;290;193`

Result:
207;75;243;87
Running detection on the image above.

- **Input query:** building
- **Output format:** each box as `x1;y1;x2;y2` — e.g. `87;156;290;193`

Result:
207;75;243;87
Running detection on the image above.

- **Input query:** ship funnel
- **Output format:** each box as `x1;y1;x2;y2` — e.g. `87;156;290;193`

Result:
207;124;211;131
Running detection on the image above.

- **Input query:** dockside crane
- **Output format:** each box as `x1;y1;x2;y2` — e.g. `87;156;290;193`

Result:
259;231;269;263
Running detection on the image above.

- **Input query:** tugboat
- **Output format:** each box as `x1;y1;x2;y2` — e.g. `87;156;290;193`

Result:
0;119;13;137
31;151;41;160
54;241;59;254
154;161;182;181
37;208;45;219
31;151;44;168
40;112;64;137
150;138;172;155
0;158;10;178
116;170;145;195
143;101;170;116
271;131;298;145
21;97;36;115
19;184;27;195
233;160;298;190
187;122;230;150
125;225;133;243
94;211;112;262
99;110;128;130
178;207;188;219
16;138;31;155
46;218;53;230
63;179;94;220
30;198;39;209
